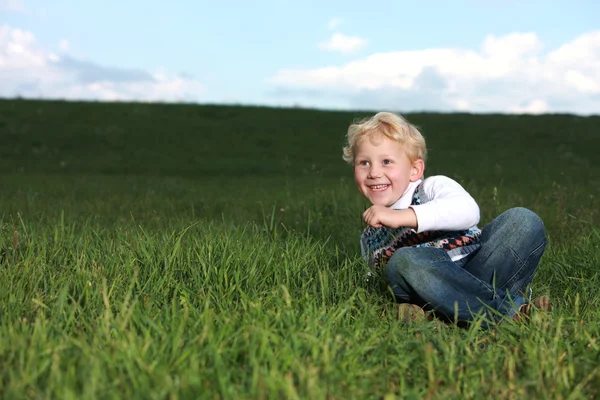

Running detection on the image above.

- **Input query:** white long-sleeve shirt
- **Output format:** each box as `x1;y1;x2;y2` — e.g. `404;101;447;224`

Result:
390;175;480;233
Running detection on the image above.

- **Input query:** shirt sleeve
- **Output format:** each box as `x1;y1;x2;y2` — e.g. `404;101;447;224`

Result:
409;175;480;233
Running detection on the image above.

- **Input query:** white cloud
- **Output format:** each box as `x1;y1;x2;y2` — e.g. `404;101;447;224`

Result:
271;31;600;114
58;39;69;52
318;33;367;55
327;17;343;30
1;0;25;12
0;25;204;102
508;99;549;114
482;32;542;58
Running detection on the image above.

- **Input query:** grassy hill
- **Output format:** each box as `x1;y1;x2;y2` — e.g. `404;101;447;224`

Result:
0;99;599;399
2;99;598;182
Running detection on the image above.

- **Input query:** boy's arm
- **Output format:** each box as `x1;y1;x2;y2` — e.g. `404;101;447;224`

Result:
409;175;480;233
362;206;417;229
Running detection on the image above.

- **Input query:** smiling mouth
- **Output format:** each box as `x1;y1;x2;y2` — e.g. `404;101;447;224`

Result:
369;184;389;192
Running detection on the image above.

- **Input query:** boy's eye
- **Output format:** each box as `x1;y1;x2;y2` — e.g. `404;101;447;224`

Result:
383;159;392;165
357;160;369;167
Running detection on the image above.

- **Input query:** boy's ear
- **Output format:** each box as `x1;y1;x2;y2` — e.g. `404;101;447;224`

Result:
410;159;425;182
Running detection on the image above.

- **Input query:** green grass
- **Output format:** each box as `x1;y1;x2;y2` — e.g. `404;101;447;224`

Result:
0;99;599;399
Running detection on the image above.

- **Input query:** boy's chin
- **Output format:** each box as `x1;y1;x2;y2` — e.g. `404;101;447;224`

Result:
369;198;393;207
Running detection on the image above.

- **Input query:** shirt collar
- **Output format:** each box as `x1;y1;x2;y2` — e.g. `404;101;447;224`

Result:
390;179;422;210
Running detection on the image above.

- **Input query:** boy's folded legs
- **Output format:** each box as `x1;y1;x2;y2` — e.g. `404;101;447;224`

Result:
385;247;528;326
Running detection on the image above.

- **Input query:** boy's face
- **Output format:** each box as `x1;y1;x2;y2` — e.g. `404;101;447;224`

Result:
353;133;423;207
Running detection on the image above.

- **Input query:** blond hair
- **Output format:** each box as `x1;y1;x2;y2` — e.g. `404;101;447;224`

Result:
342;112;427;165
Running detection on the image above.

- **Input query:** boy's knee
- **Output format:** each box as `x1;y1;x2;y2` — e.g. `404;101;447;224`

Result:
386;247;444;281
496;208;547;254
386;248;413;280
505;207;546;236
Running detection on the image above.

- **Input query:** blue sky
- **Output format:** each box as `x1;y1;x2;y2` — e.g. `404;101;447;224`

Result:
2;0;599;114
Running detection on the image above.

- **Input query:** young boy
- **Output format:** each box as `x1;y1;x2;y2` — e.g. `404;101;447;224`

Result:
343;112;550;325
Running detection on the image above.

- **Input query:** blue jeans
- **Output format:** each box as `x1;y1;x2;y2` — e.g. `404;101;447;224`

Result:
385;207;547;325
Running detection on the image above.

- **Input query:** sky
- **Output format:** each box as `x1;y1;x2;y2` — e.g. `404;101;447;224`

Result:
1;0;599;114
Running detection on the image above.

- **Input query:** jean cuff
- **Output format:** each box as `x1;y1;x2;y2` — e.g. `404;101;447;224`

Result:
499;295;526;320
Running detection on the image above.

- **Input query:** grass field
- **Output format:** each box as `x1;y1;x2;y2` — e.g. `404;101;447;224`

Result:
0;99;599;399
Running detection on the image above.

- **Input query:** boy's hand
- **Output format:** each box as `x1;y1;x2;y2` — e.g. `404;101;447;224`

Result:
363;206;418;229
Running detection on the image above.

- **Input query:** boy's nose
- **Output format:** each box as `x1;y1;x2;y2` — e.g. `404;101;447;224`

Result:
368;167;383;178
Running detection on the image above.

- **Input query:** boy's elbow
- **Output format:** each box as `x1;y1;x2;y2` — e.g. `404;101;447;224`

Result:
468;199;480;227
